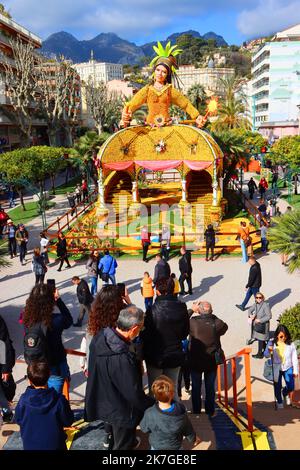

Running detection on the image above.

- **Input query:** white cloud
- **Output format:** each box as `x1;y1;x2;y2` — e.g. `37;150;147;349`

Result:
237;0;300;38
3;0;257;40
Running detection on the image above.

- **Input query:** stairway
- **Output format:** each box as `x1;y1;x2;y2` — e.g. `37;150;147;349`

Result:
187;171;213;226
105;172;133;223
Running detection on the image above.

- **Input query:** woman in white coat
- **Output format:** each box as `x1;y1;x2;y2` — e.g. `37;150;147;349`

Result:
264;324;299;408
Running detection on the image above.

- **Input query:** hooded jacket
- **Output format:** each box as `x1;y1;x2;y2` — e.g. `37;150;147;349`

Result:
142;276;154;298
140;401;196;450
15;386;74;450
85;328;154;428
142;295;190;368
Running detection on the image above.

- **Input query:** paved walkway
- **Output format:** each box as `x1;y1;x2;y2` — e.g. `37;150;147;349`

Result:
1;173;300;449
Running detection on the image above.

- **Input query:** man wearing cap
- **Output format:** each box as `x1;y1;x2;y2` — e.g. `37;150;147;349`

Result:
3;219;17;258
16;224;29;265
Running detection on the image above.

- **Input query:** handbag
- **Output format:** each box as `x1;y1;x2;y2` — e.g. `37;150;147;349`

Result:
214;347;225;365
212;319;225;365
254;321;266;334
2;374;16;401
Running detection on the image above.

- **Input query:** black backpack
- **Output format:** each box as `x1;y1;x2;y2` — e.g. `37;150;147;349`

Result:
23;323;48;364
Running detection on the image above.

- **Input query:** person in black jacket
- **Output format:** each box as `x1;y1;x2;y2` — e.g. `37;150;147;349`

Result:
189;301;228;416
204;224;216;261
72;276;94;327
56;232;71;271
178;247;193;295
23;284;73;394
236;257;262;311
0;315;15;423
153;254;171;285
247;177;257;200
141;277;190;400
85;305;154;450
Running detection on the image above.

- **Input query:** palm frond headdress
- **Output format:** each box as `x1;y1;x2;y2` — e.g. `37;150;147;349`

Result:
149;41;183;83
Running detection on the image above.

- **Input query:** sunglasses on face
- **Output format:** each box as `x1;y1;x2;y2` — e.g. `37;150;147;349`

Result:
278;335;285;339
255;296;263;299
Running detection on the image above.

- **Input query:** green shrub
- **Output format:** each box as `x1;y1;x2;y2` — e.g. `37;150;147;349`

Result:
278;303;300;352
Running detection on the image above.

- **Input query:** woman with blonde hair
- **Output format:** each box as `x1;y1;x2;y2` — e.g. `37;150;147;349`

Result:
247;292;272;358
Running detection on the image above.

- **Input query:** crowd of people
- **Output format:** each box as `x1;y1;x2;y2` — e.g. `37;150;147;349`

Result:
0;171;298;450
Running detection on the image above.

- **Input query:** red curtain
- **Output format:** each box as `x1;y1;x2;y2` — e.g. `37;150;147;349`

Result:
103;160;212;171
184;160;212;171
135;160;182;171
103;161;134;171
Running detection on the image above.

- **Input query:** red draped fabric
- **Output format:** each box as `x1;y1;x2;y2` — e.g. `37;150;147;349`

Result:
184;160;212;170
103;161;134;170
135;160;182;171
103;160;212;171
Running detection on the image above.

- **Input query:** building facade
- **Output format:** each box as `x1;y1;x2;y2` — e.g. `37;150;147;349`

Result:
251;24;300;138
176;65;235;95
73;54;123;85
0;13;43;149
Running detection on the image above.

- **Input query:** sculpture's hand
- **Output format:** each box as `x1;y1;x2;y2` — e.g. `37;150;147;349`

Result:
120;105;132;128
196;114;207;128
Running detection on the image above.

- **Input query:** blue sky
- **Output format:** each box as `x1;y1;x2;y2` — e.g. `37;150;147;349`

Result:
3;0;300;44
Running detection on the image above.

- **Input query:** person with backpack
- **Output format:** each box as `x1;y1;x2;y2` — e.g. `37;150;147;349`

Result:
23;284;73;394
98;249;118;285
0;315;15;423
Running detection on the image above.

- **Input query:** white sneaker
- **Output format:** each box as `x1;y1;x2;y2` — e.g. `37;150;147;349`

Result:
277;402;284;409
285;395;291;406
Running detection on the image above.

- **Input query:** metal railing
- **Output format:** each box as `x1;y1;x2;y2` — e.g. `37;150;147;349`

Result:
217;347;253;432
45;189;98;238
231;179;269;227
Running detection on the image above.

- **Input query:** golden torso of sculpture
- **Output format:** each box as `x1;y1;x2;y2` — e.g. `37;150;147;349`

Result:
126;83;200;127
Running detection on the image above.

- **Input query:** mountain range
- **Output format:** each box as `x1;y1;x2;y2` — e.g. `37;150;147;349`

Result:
41;30;228;65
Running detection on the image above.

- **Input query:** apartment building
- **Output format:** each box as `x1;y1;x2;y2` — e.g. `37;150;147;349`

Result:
0;13;44;149
251;24;300;139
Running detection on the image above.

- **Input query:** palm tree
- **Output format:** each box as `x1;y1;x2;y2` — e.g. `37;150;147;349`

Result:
212;76;251;131
69;131;110;187
268;210;300;273
187;84;207;115
212;129;246;187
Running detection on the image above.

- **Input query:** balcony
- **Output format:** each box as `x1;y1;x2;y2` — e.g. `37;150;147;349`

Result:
0;13;41;47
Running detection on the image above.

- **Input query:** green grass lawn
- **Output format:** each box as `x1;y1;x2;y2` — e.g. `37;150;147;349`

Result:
54;176;82;195
281;193;300;209
8;201;55;226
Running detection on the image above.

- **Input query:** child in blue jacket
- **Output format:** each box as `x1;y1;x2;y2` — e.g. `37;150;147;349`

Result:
15;362;74;450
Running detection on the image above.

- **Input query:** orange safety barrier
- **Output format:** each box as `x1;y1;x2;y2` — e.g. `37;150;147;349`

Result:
217;347;253;432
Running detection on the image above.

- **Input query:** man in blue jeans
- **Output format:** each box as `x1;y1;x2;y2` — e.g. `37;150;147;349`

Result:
236;257;262;311
189;301;228;417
